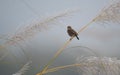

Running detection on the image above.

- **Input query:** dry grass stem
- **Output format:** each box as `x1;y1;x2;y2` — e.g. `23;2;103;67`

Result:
43;64;81;74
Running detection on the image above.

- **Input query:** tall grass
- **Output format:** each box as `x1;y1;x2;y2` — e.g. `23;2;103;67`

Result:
36;0;120;75
36;56;120;75
0;9;78;62
0;0;120;75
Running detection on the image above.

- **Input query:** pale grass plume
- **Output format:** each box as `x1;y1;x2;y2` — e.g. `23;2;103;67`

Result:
78;0;120;34
76;56;120;75
0;36;28;61
12;61;32;75
5;9;79;45
95;0;120;24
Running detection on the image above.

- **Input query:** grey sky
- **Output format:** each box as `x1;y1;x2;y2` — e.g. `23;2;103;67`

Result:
0;0;120;75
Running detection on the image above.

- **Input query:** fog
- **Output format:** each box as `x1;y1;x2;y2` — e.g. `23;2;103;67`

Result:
0;0;120;75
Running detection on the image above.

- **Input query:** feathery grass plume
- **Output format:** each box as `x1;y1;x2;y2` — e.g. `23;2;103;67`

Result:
76;56;120;75
78;0;120;33
12;61;32;75
95;0;120;24
0;36;29;61
5;9;78;46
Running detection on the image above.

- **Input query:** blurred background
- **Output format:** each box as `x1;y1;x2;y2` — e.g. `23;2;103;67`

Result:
0;0;120;75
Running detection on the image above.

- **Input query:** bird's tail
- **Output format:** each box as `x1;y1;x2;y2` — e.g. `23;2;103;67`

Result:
76;35;79;40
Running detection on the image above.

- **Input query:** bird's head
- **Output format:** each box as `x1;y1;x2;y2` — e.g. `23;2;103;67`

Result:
67;26;72;30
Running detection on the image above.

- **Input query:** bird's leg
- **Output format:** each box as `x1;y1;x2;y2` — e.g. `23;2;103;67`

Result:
69;35;75;40
69;38;72;40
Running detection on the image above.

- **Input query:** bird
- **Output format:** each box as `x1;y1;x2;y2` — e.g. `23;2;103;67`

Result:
67;26;79;40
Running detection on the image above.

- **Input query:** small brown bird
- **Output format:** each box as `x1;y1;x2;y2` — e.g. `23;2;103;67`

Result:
67;26;79;40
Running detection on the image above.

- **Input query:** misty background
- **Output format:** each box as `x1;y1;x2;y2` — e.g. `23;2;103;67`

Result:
0;0;120;75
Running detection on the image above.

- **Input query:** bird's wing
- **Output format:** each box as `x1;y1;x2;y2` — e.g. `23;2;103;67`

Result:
71;29;78;35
